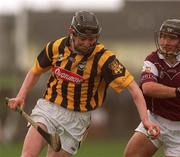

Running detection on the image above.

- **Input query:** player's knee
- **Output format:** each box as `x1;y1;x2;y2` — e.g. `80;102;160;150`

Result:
123;147;137;157
124;151;133;157
21;153;36;157
21;150;38;157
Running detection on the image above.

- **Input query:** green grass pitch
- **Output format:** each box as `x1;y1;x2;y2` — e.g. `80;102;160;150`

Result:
0;139;163;157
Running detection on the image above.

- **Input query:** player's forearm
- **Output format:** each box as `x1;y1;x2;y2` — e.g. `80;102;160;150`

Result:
127;81;149;123
16;69;41;100
142;82;176;98
134;97;149;125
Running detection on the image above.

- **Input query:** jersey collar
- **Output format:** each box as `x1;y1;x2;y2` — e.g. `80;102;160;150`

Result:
157;51;180;61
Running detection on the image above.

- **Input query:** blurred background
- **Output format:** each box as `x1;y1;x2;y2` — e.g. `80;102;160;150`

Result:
0;0;179;156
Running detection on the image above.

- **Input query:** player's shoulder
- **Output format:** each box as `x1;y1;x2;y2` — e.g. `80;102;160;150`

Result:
45;37;67;47
49;37;67;46
96;43;114;54
145;50;159;63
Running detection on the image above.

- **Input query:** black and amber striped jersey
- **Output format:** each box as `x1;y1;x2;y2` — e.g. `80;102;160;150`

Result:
32;37;134;112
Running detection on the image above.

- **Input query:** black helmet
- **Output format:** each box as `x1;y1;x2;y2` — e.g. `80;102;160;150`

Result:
155;19;180;58
71;11;101;37
160;19;180;36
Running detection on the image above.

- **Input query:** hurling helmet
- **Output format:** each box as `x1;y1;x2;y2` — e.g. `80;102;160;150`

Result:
71;11;102;37
160;19;180;36
155;19;180;58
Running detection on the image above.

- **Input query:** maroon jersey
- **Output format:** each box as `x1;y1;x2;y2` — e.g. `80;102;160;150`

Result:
140;50;180;120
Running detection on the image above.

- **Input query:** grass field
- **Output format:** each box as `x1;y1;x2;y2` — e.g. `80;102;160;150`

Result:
0;139;163;157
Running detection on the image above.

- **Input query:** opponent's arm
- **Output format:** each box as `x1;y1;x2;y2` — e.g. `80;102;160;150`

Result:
141;59;178;98
8;69;41;110
127;80;160;137
142;82;177;98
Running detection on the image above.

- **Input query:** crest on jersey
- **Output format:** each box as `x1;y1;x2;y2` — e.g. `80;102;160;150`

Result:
109;59;124;75
78;61;87;71
144;67;152;73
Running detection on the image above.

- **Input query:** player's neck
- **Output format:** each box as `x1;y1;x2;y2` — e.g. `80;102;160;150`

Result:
165;57;178;66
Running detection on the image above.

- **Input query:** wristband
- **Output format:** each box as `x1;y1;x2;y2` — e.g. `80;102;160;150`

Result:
175;87;180;97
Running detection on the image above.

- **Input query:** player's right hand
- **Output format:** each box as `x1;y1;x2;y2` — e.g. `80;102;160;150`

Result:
147;127;159;140
7;97;24;110
143;120;160;139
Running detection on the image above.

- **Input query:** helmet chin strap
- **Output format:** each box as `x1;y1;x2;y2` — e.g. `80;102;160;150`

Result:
159;47;180;59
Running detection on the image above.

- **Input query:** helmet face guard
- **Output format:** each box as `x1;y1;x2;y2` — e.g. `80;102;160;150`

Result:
155;19;180;58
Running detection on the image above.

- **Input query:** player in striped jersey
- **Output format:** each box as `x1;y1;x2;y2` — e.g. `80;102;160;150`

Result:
7;11;159;157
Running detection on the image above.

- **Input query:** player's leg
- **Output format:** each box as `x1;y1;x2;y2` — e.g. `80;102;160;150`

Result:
124;132;158;157
46;146;72;157
21;123;47;157
46;129;80;157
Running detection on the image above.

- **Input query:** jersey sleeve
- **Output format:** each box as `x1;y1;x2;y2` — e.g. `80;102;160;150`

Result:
140;60;158;84
101;55;134;93
32;42;52;74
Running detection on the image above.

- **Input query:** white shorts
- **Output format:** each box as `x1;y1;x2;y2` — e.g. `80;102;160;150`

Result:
30;98;91;155
136;110;180;156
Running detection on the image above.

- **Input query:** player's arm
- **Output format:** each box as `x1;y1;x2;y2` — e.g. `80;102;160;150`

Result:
141;59;177;98
142;82;176;98
8;44;52;110
127;80;160;137
127;80;149;124
8;69;41;110
16;69;41;100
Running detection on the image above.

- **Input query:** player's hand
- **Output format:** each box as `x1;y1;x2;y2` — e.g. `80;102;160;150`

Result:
7;97;25;110
143;121;160;139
